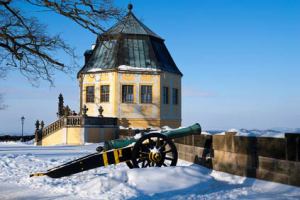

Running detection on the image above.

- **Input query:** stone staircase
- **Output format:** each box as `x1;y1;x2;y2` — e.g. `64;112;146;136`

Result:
35;116;118;144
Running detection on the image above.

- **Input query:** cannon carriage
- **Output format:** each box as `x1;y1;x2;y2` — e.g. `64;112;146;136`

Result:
30;123;201;178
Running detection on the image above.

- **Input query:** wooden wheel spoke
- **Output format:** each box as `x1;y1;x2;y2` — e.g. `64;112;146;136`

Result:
137;157;146;163
142;160;146;167
148;138;153;145
140;152;149;155
156;137;160;147
159;141;167;150
139;156;148;160
165;156;174;161
145;161;150;167
131;132;178;168
163;149;172;154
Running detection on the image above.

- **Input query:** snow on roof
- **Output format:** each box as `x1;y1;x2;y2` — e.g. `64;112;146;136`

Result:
118;65;160;72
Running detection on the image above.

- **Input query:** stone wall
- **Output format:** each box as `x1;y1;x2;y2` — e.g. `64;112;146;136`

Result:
174;132;300;187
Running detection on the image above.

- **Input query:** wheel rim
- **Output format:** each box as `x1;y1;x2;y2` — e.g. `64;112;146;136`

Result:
131;133;178;168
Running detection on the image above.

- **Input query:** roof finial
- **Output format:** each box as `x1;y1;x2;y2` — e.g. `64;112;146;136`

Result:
128;3;133;12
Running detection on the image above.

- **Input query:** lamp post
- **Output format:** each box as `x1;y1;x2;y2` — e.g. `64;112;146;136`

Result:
21;116;25;141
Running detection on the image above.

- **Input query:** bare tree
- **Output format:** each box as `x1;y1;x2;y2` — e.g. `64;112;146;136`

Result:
0;0;122;85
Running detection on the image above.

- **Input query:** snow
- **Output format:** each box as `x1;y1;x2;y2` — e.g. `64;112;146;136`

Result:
0;142;299;200
86;68;104;72
205;128;300;138
133;133;142;139
0;139;35;145
118;65;160;72
85;65;160;73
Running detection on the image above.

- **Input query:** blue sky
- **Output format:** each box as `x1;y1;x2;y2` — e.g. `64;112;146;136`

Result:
0;0;299;134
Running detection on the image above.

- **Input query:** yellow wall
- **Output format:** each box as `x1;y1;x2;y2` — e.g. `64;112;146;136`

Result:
40;126;118;146
160;72;181;124
81;72;116;117
117;72;160;120
120;118;161;128
66;127;82;145
121;119;181;129
80;71;181;129
41;129;64;146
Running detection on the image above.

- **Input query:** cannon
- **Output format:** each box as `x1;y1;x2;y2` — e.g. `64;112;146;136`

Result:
30;123;201;178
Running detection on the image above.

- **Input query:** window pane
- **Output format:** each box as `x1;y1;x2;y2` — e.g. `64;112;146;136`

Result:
128;39;135;66
172;88;178;105
122;85;134;103
138;39;145;68
163;87;169;104
133;39;140;67
100;85;109;102
141;85;152;103
123;39;130;65
86;86;94;103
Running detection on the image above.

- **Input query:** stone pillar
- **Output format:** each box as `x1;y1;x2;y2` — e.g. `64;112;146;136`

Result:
285;133;300;161
34;120;40;145
224;132;237;152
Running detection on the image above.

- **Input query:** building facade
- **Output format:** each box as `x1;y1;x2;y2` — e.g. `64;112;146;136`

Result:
78;5;183;129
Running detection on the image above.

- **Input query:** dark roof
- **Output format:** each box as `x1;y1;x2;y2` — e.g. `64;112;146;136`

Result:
78;5;182;76
105;11;162;39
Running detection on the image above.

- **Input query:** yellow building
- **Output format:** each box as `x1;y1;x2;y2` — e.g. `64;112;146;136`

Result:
35;4;183;146
78;5;183;129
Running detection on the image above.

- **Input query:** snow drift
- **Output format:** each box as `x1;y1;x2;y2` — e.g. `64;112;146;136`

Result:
0;142;299;200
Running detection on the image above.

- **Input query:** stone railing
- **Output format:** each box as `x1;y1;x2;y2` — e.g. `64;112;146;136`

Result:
36;116;118;142
65;116;83;127
42;117;65;137
83;116;117;126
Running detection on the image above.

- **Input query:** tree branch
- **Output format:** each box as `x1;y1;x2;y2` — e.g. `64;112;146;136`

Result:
0;0;122;85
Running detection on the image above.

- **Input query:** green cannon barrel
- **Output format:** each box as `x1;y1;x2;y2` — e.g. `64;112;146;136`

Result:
163;123;201;139
104;123;201;151
104;138;137;150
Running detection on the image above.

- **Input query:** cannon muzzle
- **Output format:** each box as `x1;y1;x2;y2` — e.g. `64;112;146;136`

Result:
163;123;201;139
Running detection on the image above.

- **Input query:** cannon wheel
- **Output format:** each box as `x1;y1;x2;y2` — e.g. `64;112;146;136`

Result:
125;161;134;169
131;133;178;168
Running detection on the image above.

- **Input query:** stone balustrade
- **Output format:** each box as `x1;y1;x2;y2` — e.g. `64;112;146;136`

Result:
36;116;118;142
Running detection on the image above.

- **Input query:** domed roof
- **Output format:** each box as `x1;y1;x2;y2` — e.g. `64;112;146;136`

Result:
79;5;182;76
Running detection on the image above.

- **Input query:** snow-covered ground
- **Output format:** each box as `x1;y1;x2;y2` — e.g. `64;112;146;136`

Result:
0;142;299;200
